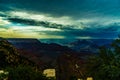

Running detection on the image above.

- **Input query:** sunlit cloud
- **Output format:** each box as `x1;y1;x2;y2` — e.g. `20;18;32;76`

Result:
0;17;11;26
9;11;74;25
76;36;92;39
1;8;120;39
10;26;62;31
0;27;64;39
0;23;64;38
8;11;120;31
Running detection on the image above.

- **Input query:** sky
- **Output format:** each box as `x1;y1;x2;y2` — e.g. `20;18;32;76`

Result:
0;0;120;39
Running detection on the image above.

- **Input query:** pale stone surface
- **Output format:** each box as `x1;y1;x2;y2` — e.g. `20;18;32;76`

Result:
43;69;56;77
87;77;93;80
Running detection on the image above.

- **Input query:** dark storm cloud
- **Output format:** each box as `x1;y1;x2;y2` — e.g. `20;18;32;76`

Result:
1;0;120;18
1;0;120;39
7;17;76;30
1;0;81;17
36;26;119;39
6;16;120;39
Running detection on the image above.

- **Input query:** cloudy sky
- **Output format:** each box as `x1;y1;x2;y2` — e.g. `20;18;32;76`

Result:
0;0;120;39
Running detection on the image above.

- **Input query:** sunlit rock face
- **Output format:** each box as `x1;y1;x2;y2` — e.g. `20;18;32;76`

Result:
43;69;56;77
87;77;93;80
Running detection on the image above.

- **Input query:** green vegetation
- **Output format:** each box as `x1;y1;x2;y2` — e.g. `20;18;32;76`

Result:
86;38;120;80
0;38;55;80
0;39;34;68
0;70;8;80
6;65;47;80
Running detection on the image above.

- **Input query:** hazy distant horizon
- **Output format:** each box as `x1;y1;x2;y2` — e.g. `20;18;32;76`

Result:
5;38;114;47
